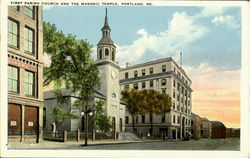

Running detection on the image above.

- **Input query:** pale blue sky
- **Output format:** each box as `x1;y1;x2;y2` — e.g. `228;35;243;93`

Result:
43;6;241;70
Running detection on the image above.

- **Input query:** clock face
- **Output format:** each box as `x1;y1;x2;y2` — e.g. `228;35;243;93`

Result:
111;70;117;79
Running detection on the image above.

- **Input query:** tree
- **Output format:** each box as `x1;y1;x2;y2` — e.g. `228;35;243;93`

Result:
43;22;100;133
141;89;172;136
90;100;112;132
121;89;146;131
51;87;78;131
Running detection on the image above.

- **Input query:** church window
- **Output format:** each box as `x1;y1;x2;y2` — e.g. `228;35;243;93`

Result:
112;50;115;61
99;49;102;59
105;48;109;56
125;116;129;124
112;92;116;98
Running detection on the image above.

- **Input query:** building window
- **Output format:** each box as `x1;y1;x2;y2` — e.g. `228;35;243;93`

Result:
133;83;138;89
105;48;109;56
150;67;153;74
112;50;115;61
173;103;175;109
136;116;138;123
8;19;19;48
8;66;19;93
124;85;129;90
177;83;180;91
134;71;138;78
11;6;20;11
173;91;175;98
162;89;166;94
142;69;145;76
112;92;116;98
24;27;34;53
162;65;166;72
177;105;180;111
142;115;145;123
174;67;176;73
191;120;194;126
162;114;165;123
125;72;128;79
150;80;154;87
173;115;176;123
125;116;129;124
25;6;35;19
177;95;180;101
142;82;146;89
24;70;35;96
161;79;166;86
99;49;102;59
173;80;176;87
177;116;180;124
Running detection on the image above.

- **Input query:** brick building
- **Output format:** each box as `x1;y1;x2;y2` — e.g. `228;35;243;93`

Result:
8;6;44;142
191;113;211;140
210;121;226;139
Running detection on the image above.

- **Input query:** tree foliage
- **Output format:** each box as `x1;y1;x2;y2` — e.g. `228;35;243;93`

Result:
90;100;112;132
121;89;146;131
43;22;100;130
121;89;172;135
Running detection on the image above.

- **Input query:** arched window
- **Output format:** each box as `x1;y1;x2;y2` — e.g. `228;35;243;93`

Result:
112;50;115;61
43;107;46;128
99;49;102;59
112;92;116;98
105;49;109;56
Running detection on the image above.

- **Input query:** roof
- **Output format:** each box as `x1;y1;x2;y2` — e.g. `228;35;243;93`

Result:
210;121;226;128
191;112;201;118
120;57;192;83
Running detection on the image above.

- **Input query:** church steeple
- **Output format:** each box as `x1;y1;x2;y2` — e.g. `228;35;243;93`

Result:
103;8;110;30
97;8;116;62
99;8;113;45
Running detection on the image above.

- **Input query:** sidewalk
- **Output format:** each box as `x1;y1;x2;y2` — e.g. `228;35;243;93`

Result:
7;139;162;149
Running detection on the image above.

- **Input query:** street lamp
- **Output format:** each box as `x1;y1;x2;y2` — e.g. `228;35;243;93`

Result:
81;107;93;146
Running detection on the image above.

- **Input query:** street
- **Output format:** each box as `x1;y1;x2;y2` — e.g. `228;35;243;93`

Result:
8;138;240;150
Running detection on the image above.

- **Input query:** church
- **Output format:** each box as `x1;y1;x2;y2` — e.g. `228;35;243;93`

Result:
44;8;193;139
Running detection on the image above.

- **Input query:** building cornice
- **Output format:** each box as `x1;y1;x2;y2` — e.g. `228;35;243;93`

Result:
95;59;120;69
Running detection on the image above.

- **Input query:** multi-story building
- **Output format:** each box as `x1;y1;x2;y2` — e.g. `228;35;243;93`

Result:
8;6;44;142
191;113;211;139
120;57;192;139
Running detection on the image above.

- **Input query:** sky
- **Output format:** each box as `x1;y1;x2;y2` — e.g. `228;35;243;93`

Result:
43;6;241;128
